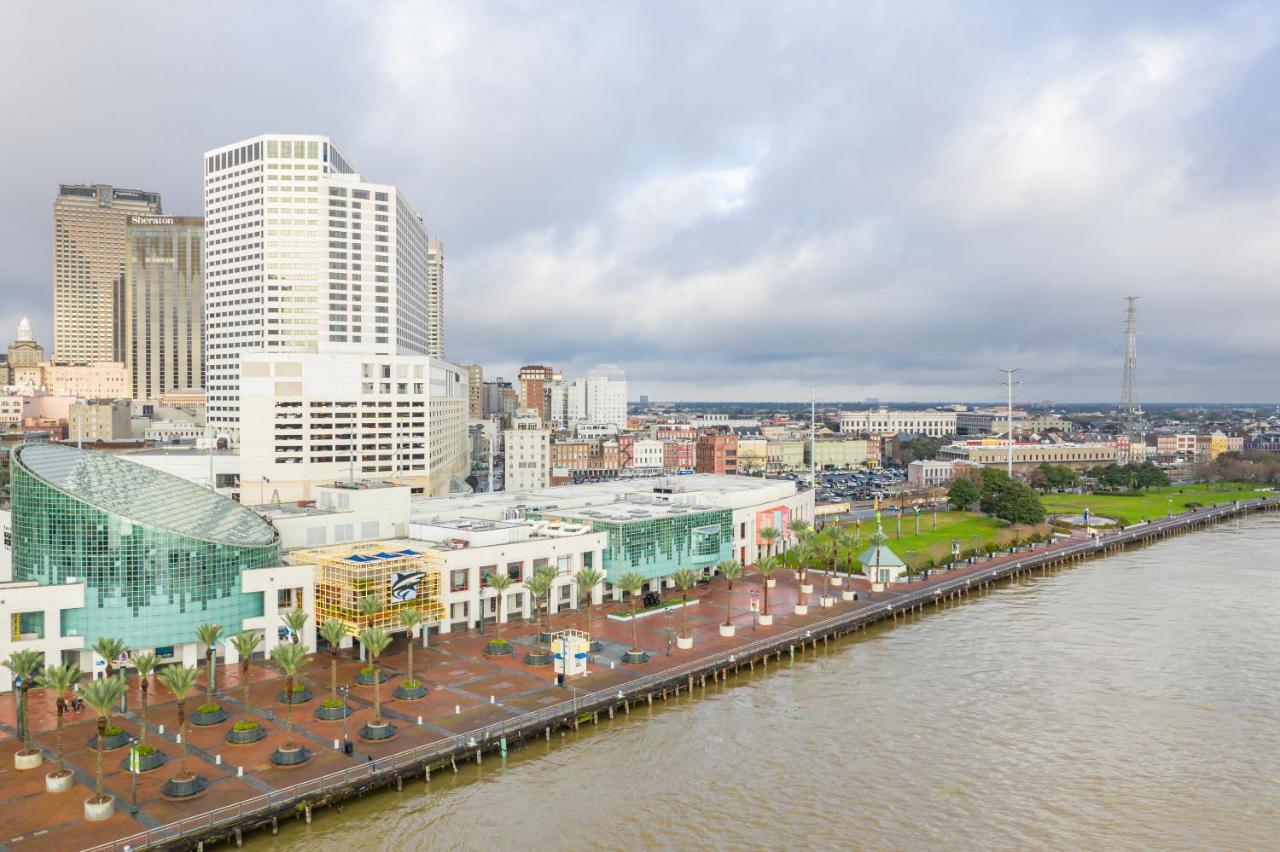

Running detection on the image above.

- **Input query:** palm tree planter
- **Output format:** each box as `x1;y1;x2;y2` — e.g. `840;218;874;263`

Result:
357;628;396;741
224;632;266;744
158;664;208;800
277;683;314;704
718;560;743;637
394;607;428;700
192;623;227;725
83;675;129;820
36;662;81;791
575;566;605;651
484;573;514;655
316;618;351;721
671;567;698;650
88;725;132;751
617;571;649;664
269;644;312;767
756;556;778;626
355;666;389;685
225;718;268;745
523;569;554;666
4;649;44;770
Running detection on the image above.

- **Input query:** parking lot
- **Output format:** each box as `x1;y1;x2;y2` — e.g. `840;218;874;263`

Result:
777;466;907;505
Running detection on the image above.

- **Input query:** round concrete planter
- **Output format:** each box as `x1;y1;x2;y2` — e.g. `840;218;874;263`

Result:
758;613;774;626
830;575;843;587
394;681;428;700
269;745;312;767
15;749;43;770
719;623;736;637
89;730;132;752
765;577;777;588
588;639;604;652
355;668;388;686
118;749;167;772
277;686;313;705
225;724;268;745
820;595;836;608
621;649;650;665
45;769;74;792
84;795;115;822
799;583;814;594
190;706;229;727
315;701;350;721
794;604;809;616
161;773;208;799
483;641;513;656
360;721;397;741
841;590;857;602
523;648;553;666
676;635;694;650
871;582;886;593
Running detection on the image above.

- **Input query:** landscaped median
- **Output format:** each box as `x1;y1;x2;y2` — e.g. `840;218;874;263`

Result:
606;597;698;622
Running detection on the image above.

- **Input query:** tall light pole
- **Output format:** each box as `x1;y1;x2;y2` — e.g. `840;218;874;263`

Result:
998;368;1020;478
810;384;817;493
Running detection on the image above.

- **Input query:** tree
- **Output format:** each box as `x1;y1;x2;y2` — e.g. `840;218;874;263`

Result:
791;538;813;592
758;526;780;558
228;632;263;723
898;436;942;464
948;476;981;510
357;594;382;626
35;662;80;782
92;637;126;681
574;566;604;624
755;555;779;617
270;644;307;752
318;618;349;707
131;651;158;749
526;568;554;649
281;608;309;644
487;573;513;641
815;536;838;599
82;675;128;807
356;628;392;727
157;665;200;782
3;649;43;756
194;622;225;707
991;481;1047;525
616;570;647;655
718;559;743;627
671;567;700;643
397;606;425;687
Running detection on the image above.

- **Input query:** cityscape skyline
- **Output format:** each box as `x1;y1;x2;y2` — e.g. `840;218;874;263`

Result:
4;2;1280;403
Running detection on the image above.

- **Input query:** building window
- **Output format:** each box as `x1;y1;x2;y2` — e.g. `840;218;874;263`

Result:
450;569;468;592
507;561;523;581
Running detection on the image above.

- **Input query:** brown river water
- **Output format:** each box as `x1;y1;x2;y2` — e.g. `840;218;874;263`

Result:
253;515;1280;851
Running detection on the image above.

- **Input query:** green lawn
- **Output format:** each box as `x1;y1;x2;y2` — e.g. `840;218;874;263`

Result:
1040;483;1271;526
817;510;1010;562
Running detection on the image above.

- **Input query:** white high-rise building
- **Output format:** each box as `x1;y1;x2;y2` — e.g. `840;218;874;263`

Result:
567;364;628;430
203;134;440;441
504;410;550;492
426;236;445;358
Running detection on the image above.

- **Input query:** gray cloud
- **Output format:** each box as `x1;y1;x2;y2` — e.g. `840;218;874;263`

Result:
2;1;1278;403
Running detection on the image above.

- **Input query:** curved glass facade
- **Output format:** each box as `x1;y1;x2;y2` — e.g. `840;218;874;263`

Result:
11;445;279;649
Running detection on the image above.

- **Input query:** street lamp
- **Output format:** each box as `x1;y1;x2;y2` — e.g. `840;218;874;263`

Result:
338;685;351;750
128;736;140;814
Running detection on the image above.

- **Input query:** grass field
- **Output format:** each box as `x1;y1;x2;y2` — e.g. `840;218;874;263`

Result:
818;510;1010;562
1040;483;1272;526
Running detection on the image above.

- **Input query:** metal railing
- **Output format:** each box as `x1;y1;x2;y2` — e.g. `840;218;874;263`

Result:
85;496;1276;852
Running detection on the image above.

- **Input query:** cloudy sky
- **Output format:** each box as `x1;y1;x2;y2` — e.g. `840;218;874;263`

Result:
2;1;1279;403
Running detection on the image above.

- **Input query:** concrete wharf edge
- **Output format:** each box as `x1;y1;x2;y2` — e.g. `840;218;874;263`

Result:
89;497;1280;852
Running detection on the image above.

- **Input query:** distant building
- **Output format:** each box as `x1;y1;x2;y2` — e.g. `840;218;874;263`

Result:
68;399;132;443
517;365;555;423
939;440;1117;472
7;318;43;384
840;408;958;438
505;410;550;491
124;215;205;400
809;438;870;469
53;184;162;363
426;236;445;358
461;364;483;419
696;432;738;475
907;458;955;487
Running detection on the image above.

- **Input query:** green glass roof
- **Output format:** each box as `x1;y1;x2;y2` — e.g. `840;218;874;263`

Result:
15;443;278;547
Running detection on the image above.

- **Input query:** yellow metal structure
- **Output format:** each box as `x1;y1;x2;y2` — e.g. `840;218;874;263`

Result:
295;541;445;633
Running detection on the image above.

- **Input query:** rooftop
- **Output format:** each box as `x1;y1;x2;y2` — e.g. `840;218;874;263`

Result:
14;443;277;547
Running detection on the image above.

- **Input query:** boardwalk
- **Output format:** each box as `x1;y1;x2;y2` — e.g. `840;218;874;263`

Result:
1;496;1273;852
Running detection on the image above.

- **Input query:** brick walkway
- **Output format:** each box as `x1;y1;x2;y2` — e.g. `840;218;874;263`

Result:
0;536;1081;851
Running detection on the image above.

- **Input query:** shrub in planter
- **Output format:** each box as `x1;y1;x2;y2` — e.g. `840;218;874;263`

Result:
233;720;260;732
400;678;422;689
321;698;344;709
135;744;158;757
102;726;124;738
197;703;221;715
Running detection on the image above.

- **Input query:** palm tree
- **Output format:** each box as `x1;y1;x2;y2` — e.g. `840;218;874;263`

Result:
756;555;779;616
131;651;158;748
718;559;743;628
317;618;348;707
526;569;553;649
575;566;604;621
194;622;224;707
356;628;392;726
157;665;200;780
228;632;262;720
815;536;838;600
616;570;646;654
758;526;780;558
3;649;43;756
281;608;309;644
357;594;381;626
82;676;128;807
487;573;513;643
270;644;307;751
92;637;126;680
670;567;699;644
790;518;812;547
36;662;80;782
397;606;425;686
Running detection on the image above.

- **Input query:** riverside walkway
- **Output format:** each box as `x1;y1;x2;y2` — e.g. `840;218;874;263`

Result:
2;495;1275;852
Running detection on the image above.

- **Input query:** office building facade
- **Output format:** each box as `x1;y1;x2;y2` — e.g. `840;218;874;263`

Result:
124;215;205;399
53;184;162;363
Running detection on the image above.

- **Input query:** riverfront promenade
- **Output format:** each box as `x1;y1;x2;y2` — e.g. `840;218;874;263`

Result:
1;498;1274;852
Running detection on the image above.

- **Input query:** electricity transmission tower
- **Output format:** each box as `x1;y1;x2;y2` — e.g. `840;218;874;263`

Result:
1119;296;1143;457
